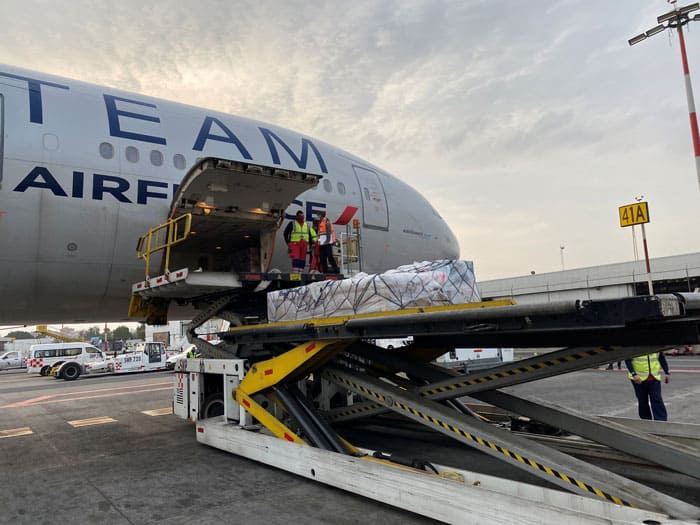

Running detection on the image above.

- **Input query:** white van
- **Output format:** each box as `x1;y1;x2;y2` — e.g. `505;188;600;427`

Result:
27;342;105;379
436;347;514;373
0;350;25;370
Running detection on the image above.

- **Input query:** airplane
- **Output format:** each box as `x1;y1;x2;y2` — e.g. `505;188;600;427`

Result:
0;65;460;325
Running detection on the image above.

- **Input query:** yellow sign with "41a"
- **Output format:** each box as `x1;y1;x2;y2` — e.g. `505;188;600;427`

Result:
618;202;650;228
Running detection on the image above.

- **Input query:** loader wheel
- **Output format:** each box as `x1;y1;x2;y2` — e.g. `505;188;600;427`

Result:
61;363;81;381
40;366;51;376
202;393;225;419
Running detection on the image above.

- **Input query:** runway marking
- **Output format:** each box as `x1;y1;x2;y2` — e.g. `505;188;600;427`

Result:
141;407;172;416
67;416;117;428
0;386;172;409
41;381;172;397
0;427;33;438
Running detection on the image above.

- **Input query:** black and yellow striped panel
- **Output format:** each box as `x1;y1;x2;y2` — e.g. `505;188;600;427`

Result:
327;370;633;508
422;347;615;397
328;403;383;419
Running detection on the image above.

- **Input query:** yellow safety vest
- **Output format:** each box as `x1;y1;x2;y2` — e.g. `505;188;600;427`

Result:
628;353;662;381
290;221;316;243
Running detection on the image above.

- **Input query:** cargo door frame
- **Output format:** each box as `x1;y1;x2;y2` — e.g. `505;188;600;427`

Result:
353;165;389;231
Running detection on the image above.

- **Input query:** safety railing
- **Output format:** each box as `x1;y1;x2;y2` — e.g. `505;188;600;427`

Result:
36;325;83;343
339;220;362;276
136;213;192;280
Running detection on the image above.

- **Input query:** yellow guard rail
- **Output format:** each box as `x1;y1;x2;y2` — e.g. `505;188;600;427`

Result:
136;213;192;280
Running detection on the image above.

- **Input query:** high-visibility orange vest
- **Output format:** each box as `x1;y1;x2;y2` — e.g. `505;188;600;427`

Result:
318;217;336;245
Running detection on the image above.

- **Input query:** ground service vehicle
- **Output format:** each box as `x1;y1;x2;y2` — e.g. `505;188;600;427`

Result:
166;345;197;370
174;293;700;523
435;346;515;373
27;342;105;379
0;350;25;370
51;341;169;380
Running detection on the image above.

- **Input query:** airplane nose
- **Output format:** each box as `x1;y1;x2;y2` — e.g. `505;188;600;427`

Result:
443;224;460;259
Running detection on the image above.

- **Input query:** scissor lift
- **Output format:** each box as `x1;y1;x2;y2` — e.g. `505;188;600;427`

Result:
173;293;700;523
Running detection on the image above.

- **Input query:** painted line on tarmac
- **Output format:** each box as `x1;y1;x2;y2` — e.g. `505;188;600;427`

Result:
39;381;172;397
0;381;171;408
141;407;173;416
68;416;117;428
0;386;172;409
0;427;33;438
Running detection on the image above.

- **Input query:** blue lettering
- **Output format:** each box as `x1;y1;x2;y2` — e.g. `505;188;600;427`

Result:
285;199;303;220
13;167;68;196
93;174;132;203
259;128;328;174
284;199;326;221
192;116;252;159
103;94;167;145
14;167;180;206
137;180;169;205
72;171;84;198
0;72;69;124
306;200;325;220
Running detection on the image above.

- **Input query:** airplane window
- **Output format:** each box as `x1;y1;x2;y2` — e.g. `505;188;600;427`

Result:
173;154;186;170
337;182;346;195
99;142;114;159
150;150;163;167
323;179;332;192
126;146;139;163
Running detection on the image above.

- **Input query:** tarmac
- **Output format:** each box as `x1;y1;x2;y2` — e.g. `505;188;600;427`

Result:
0;355;698;524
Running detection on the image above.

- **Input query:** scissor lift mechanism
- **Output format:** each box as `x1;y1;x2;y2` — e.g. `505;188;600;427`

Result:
174;293;700;523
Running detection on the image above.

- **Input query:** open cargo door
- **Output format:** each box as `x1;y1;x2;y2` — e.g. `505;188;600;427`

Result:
166;157;320;275
129;158;321;323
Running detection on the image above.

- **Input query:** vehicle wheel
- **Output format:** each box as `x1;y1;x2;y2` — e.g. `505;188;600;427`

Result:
61;363;81;381
40;366;51;376
202;393;225;419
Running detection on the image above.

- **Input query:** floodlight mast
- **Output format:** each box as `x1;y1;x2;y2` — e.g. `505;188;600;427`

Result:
629;2;700;190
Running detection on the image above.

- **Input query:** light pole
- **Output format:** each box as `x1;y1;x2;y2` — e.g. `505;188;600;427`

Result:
629;2;700;189
559;245;565;271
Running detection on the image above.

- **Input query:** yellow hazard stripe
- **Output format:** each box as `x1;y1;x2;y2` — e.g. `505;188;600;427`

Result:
329;403;383;419
422;346;621;396
227;299;516;332
327;370;633;508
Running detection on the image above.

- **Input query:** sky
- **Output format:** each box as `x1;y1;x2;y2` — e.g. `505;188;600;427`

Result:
1;0;699;332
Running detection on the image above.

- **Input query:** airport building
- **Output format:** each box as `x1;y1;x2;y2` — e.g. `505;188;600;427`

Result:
479;252;700;304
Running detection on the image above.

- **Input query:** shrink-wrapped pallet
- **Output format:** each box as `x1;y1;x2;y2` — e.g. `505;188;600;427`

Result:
267;260;480;322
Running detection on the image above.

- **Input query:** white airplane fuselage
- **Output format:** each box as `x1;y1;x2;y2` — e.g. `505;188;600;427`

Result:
0;65;460;324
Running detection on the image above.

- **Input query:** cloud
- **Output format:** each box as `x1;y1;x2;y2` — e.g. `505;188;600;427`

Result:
2;0;699;280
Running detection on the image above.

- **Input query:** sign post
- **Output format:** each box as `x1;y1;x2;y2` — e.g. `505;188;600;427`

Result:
618;202;653;295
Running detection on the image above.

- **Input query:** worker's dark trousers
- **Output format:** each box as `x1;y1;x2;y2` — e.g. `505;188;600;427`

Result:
320;244;338;273
631;380;667;421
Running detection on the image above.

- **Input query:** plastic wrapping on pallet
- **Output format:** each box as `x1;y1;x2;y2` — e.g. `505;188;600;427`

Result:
267;260;480;322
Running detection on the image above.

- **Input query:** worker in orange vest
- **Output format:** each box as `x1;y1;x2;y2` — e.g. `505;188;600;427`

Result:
317;211;339;274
